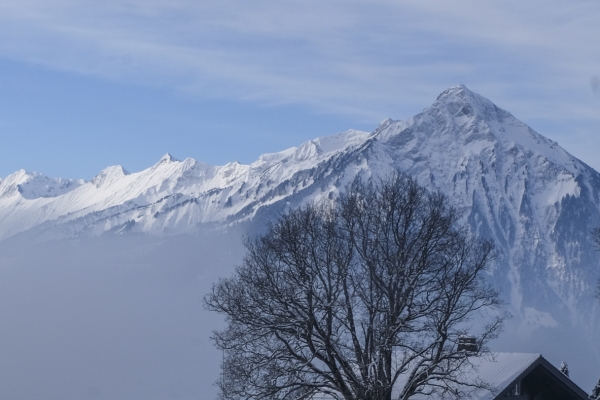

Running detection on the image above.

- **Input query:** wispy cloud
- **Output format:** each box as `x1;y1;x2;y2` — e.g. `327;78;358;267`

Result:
0;1;598;124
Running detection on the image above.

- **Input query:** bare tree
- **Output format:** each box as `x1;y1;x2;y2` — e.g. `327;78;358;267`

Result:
205;175;506;400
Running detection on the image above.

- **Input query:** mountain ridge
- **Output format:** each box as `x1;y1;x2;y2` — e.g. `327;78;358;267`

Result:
1;86;599;328
3;84;600;395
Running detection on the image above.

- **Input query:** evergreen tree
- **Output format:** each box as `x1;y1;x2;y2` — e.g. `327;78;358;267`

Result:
590;377;600;400
560;361;569;378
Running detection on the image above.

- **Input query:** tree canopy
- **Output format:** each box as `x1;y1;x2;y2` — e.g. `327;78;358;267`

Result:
205;175;506;400
590;377;600;400
559;361;569;378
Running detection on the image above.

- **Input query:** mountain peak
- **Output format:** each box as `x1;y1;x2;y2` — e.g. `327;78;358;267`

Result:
91;165;129;187
156;153;180;166
435;84;473;102
433;84;501;119
375;85;580;177
434;84;498;112
5;169;33;182
0;169;84;200
377;118;394;130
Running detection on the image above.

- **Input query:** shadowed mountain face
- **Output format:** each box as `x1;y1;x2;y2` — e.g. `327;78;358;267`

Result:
1;85;599;394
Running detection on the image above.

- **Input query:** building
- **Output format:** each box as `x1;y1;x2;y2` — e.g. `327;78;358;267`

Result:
411;353;589;400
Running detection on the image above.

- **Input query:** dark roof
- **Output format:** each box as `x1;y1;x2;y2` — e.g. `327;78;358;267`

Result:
492;354;588;400
404;353;588;400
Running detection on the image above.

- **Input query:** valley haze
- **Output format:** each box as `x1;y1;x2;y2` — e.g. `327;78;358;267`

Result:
0;86;599;399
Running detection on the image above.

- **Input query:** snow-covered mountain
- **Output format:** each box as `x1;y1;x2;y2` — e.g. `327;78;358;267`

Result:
2;85;599;353
0;130;372;240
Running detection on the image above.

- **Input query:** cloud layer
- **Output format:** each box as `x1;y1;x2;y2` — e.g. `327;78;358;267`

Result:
0;1;597;115
0;0;599;172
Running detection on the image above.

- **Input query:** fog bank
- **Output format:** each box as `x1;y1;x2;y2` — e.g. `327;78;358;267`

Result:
0;227;597;398
0;231;246;400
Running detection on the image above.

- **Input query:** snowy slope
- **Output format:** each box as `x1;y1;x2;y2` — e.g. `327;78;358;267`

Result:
362;86;600;334
0;130;371;240
1;85;599;342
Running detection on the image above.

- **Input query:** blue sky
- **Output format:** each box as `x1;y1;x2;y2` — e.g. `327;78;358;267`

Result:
0;0;599;179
